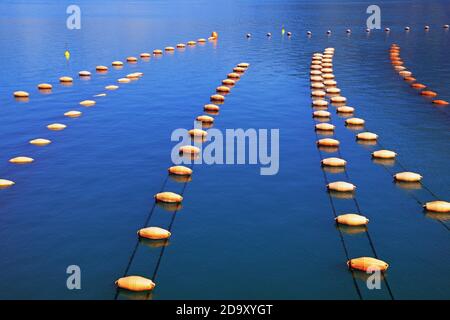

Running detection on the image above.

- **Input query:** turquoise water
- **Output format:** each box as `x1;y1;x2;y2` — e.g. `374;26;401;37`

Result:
0;0;449;299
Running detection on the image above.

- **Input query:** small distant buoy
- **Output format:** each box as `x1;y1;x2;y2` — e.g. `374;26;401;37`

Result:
323;80;337;86
322;74;335;80
357;132;378;141
366;28;371;33
126;73;140;79
78;71;91;77
0;179;15;189
211;31;219;38
394;66;406;71
399;71;412;77
188;129;208;137
444;24;450;29
326;30;332;35
153;49;163;55
197;38;206;43
345;117;365;126
310;76;323;82
233;67;246;73
336;214;369;226
126;56;138;62
322;157;346;167
227;72;240;79
405;26;410;31
155;192;183;203
169;165;193;176
118;78;131;83
394;172;422;182
105;85;119;90
112;61;124;66
348;257;389;272
307;31;312;36
237;62;250;68
432;99;449;105
310;65;322;70
313;110;331;118
315;123;335;131
196;115;214;123
321;68;333;74
176;43;186;48
96;65;108;72
140;53;151;58
64;110;82;118
331;96;346;103
216;86;230;93
311;83;325;89
222;79;235;86
420;90;437;97
95;93;106;97
13;91;29;98
47;123;67;131
404;76;416;82
187;41;196;46
326;87;340;94
385;27;391;32
346;29;351;34
210;94;225;102
30;138;51;146
287;31;292;36
267;32;272;37
59;76;73;83
312;99;328;107
311;60;322;65
165;47;175;51
317;138;340;147
179;145;200;154
337;106;354;113
204;104;220;112
138;227;171;240
424;25;430;30
246;33;252;38
9;156;34;164
424;201;450;213
79;100;96;107
372;150;396;159
411;83;426;89
310;70;322;76
115;276;155;292
38;83;52;90
311;90;326;97
327;181;356;192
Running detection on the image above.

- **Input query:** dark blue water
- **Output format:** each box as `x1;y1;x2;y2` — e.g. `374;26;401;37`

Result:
0;0;449;299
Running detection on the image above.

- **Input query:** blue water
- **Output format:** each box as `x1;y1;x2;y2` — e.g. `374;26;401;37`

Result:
0;0;449;299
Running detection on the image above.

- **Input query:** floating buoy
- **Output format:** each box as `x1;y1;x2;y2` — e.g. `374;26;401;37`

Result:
432;99;449;105
399;70;412;77
179;145;200;155
78;70;91;77
80;100;96;107
310;76;323;82
216;86;230;93
64;110;82;118
307;31;312;36
326;30;332;35
311;83;325;89
140;53;151;58
138;227;171;240
210;94;225;102
321;68;333;74
317;138;339;147
348;257;389;272
394;171;422;182
424;201;450;213
405;26;410;31
112;61;124;66
310;65;322;70
345;117;365;126
315;123;335;131
153;49;163;55
411;83;426;89
30;138;51;146
126;56;138;62
326;87;340;94
96;65;108;72
420;90;437;97
246;33;252;38
287;31;292;36
336;214;369;226
0;179;15;189
357;132;378;141
312;99;328;107
118;78;131;83
38;83;52;90
323;80;337;86
168;165;193;176
13;91;29;98
204;104;220;112
311;90;326;97
346;29;351;34
337;106;354;113
267;32;272;37
164;47;175;52
211;31;218;38
197;38;206;43
233;67;246;73
105;85;119;90
237;62;250;68
322;157;346;167
424;25;430;30
385;27;391;32
115;276;155;292
372;149;396;159
313;110;331;118
196;115;214;123
222;79;235;85
327;181;356;192
311;60;322;65
176;43;186;49
331;96;346;103
227;72;240;79
155;192;183;203
9;156;34;164
366;28;371;33
444;25;450;29
394;66;406;71
59;76;73;83
404;76;416;82
47;123;66;131
188;129;208;137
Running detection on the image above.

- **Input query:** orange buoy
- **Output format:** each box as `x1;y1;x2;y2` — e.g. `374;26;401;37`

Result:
216;86;230;93
233;67;246;73
310;76;323;82
411;83;426;89
0;179;15;189
237;62;249;68
196;115;214;123
105;85;119;90
204;104;220;112
372;150;396;159
394;66;406;71
210;94;225;102
420;90;437;97
315;123;335;131
64;110;82;118
126;56;138;62
96;65;108;72
140;53;151;58
432;100;449;105
188;129;207;137
345;117;365;126
13;91;29;98
337;106;354;113
356;132;378;141
322;157;346;167
312;99;328;107
115;276;155;292
404;76;416;82
153;49;163;55
112;61;124;66
327;181;356;192
222;79;235;86
311;83;325;89
78;70;91;77
197;38;206;43
30;138;51;146
321;68;333;74
138;227;171;240
317;138;340;147
310;70;322;76
168;165;193;176
155;192;183;203
79;100;96;107
59;76;73;83
326;87;340;94
47;123;66;131
331;96;346;103
394;172;422;182
310;65;322;70
176;43;186;48
211;31;218;39
9;156;34;164
311;90;326;97
187;41;196;46
336;214;369;226
165;47;175;51
399;71;412;77
423;201;450;213
227;72;240;79
179;145;200;155
347;257;389;272
323;80;337;86
38;83;52;90
313;110;331;118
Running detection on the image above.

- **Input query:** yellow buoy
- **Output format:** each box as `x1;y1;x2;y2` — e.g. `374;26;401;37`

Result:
372;150;396;159
336;106;354;113
210;94;225;102
64;110;82;118
112;61;124;66
118;78;131;83
176;43;186;48
322;157;346;167
59;76;73;83
211;31;219;38
233;67;246;73
345;117;365;126
227;72;240;79
153;49;163;55
96;65;108;72
179;145;200;155
140;53;151;58
315;123;335;131
335;214;369;226
423;201;450;213
327;181;356;192
216;86;230;93
9;156;34;164
115;276;155;292
222;79;235;86
165;47;175;52
237;62;249;68
187;41;196;46
47;123;67;131
155;192;183;203
80;100;96;107
94;93;106;97
105;85;119;90
126;56;138;62
0;179;15;189
188;129;208;137
138;227;171;240
347;257;389;272
357;132;378;141
317;138;340;147
196;115;214;123
394;172;422;182
313;110;331;118
78;70;91;77
13;91;29;98
38;83;52;90
204;104;220;112
30;138;51;146
168;165;193;176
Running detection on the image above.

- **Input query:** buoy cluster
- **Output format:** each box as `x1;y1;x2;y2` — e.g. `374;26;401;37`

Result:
389;44;448;106
2;32;219;190
115;58;250;293
309;48;390;274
